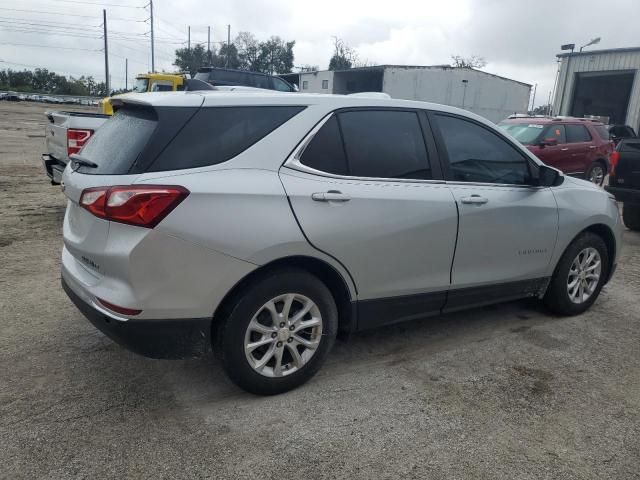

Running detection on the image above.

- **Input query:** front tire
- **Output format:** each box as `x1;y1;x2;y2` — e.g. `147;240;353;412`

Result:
544;232;609;316
214;269;338;395
622;204;640;231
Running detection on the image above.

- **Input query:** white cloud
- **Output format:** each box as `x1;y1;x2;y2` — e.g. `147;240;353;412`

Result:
0;0;638;106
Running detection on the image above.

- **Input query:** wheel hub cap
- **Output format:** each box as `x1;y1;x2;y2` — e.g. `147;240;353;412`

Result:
244;293;323;378
567;247;602;304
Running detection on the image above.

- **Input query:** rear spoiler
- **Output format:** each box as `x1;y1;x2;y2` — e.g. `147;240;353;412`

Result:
183;78;215;91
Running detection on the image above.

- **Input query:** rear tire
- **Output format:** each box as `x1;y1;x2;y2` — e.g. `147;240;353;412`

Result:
586;161;607;186
622;204;640;231
544;232;609;316
214;269;338;395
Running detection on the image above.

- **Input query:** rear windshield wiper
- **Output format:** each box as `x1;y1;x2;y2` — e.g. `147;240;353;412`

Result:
69;154;98;169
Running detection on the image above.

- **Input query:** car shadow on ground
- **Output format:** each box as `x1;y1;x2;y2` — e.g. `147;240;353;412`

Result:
61;295;565;407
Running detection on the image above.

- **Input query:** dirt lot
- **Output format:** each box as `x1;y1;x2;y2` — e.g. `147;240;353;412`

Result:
0;101;639;479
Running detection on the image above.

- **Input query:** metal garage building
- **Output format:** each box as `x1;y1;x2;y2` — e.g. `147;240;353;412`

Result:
552;47;640;131
280;65;531;124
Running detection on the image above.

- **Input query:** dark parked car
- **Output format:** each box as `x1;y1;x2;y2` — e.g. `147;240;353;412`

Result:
608;125;637;145
194;67;296;92
499;117;615;185
606;138;640;231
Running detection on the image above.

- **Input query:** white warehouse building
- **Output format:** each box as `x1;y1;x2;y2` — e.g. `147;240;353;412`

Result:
552;47;640;131
280;65;531;123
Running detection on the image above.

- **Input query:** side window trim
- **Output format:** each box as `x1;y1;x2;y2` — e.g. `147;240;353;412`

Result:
427;110;539;188
286;108;446;183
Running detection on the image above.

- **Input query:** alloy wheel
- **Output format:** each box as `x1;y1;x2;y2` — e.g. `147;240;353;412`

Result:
567;247;601;304
244;293;323;377
589;165;605;185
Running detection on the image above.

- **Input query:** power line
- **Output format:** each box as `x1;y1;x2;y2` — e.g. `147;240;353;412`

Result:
0;6;144;22
0;16;102;29
0;41;100;52
47;0;145;8
0;26;103;39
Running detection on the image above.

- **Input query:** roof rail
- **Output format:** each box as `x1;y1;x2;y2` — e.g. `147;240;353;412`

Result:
347;92;391;99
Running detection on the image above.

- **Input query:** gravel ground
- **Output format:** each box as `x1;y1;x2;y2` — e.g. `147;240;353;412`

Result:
0;101;639;480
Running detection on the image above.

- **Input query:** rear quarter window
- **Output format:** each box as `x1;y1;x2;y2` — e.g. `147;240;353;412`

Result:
148;106;305;172
594;125;610;141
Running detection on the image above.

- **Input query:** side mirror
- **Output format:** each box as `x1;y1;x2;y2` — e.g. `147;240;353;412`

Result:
538;165;563;187
293;83;300;92
540;137;558;147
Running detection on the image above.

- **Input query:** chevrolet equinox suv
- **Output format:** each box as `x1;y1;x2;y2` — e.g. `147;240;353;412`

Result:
61;92;622;395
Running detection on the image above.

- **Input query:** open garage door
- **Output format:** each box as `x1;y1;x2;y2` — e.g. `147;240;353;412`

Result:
571;71;635;125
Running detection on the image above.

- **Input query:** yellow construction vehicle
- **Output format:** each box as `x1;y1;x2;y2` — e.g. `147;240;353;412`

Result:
99;72;187;115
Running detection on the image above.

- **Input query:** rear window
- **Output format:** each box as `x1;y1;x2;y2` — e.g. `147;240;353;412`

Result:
77;108;157;174
148;106;305;172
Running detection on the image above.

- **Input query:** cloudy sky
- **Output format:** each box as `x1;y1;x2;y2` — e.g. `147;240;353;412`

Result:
0;0;637;106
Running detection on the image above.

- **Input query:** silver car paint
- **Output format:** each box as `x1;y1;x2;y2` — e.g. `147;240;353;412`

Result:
446;183;559;288
280;169;458;300
60;90;621;325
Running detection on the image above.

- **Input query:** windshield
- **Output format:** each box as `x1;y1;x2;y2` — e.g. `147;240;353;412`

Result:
498;122;545;145
133;78;149;93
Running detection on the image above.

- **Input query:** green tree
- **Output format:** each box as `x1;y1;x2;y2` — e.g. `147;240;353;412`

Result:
216;43;240;69
258;36;294;74
173;44;215;76
328;37;356;71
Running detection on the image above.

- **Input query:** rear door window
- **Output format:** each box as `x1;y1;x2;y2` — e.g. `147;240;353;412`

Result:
566;124;592;143
338;110;431;179
148;106;305;172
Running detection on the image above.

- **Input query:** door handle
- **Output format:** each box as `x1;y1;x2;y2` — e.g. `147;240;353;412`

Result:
460;195;488;205
560;148;569;151
311;190;351;202
589;146;596;149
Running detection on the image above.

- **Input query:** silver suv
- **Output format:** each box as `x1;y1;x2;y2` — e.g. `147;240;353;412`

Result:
61;91;622;394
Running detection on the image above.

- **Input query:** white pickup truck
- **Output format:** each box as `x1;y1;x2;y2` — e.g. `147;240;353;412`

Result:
42;110;110;185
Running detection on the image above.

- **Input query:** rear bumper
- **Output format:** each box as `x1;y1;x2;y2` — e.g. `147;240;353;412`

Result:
62;277;211;359
42;154;66;185
605;186;640;205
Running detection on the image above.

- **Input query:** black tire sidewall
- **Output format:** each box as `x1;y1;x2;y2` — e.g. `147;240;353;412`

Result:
216;269;338;395
544;232;609;316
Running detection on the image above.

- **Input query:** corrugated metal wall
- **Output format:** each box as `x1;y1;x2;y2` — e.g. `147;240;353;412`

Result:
553;49;640;130
382;67;531;123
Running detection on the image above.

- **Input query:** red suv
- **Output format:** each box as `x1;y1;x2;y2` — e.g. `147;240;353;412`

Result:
498;117;614;185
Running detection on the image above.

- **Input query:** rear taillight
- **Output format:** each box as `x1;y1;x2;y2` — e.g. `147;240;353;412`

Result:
610;151;620;176
80;185;189;228
67;128;94;156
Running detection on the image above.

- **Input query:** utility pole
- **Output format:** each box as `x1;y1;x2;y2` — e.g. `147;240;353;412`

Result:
188;26;191;50
226;24;231;67
149;0;155;72
103;9;110;94
125;58;128;90
207;26;210;54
